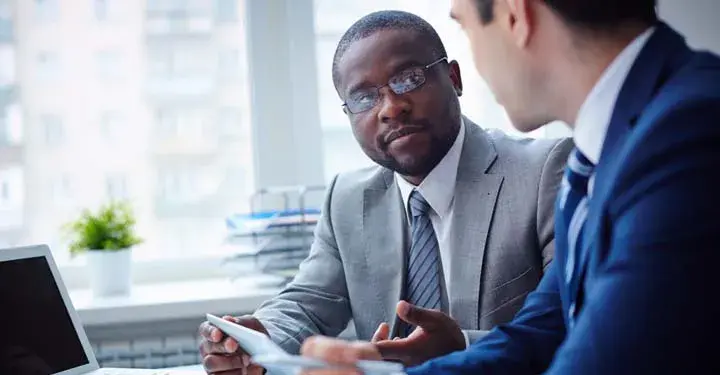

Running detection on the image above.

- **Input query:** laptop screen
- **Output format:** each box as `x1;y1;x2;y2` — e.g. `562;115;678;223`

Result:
0;256;90;374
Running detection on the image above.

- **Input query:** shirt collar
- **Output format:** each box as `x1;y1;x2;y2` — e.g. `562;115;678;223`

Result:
574;27;655;164
396;118;466;219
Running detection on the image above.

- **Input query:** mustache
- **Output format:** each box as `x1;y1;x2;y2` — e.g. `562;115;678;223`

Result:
380;119;433;147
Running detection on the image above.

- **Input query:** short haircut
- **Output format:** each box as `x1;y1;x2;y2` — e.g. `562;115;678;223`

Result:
473;0;658;30
331;10;447;91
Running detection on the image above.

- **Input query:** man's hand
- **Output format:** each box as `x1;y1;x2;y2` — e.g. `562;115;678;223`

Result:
198;315;268;375
374;301;465;366
300;336;382;375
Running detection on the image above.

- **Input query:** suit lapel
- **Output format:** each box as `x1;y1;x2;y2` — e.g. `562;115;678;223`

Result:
448;121;502;330
579;24;690;296
363;169;408;335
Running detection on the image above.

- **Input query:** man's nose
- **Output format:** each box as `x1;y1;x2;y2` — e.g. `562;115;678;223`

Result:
377;87;411;122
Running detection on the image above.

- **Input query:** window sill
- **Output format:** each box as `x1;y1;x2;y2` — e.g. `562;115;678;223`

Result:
70;274;283;327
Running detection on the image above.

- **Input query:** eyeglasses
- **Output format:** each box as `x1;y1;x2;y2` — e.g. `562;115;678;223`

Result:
342;57;448;114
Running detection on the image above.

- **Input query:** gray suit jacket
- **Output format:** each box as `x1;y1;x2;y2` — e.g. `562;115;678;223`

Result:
253;118;573;353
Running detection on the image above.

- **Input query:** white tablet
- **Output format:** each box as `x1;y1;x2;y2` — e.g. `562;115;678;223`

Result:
253;354;406;375
206;314;288;357
206;314;406;375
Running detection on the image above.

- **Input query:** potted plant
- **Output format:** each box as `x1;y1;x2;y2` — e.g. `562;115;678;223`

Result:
65;201;143;297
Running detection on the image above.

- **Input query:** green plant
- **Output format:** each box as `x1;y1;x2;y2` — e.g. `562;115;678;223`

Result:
64;201;143;256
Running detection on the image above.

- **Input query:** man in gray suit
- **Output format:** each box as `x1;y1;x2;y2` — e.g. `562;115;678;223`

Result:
199;10;572;374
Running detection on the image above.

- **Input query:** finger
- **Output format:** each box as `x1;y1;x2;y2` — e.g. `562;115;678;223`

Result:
302;337;380;365
374;338;412;360
202;353;245;373
371;323;390;343
396;301;441;330
199;336;241;355
199;321;225;343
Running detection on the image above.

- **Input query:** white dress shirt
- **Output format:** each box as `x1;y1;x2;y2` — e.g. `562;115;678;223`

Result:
395;119;466;305
574;27;655;165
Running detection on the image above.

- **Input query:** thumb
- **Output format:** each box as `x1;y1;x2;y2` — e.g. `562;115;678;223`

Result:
397;301;441;330
372;323;390;343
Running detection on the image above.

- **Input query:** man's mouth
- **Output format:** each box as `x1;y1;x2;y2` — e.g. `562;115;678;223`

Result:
385;127;424;144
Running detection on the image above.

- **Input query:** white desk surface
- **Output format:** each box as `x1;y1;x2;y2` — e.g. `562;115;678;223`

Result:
71;275;283;326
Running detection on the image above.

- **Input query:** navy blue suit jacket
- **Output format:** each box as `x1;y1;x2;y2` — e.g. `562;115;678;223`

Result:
407;23;720;375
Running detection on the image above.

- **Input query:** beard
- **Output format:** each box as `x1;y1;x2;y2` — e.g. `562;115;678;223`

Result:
370;130;455;178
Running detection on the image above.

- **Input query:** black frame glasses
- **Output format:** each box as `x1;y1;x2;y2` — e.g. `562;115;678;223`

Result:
342;56;448;114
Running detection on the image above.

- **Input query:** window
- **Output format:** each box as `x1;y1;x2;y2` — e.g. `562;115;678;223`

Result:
12;1;252;268
1;180;8;201
0;104;22;145
49;175;73;204
313;0;554;181
158;168;197;203
34;0;59;22
0;167;22;210
215;0;238;22
217;107;244;139
148;45;213;78
41;115;63;147
154;109;207;140
94;0;109;21
218;49;240;80
0;45;16;86
36;52;60;80
99;111;124;141
105;174;128;200
96;50;123;80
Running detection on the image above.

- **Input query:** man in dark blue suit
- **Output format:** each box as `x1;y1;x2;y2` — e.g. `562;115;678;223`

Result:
298;0;720;374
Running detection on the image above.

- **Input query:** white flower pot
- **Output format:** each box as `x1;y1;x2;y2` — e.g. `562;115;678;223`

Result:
86;248;132;297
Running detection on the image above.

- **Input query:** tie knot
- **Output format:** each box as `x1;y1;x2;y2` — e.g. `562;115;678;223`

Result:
568;148;595;177
409;191;431;217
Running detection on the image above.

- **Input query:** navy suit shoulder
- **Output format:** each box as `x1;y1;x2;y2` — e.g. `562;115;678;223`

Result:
544;27;720;375
407;24;720;375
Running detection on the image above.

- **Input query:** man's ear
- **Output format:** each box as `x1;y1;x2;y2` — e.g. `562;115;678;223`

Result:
448;60;463;96
505;0;532;47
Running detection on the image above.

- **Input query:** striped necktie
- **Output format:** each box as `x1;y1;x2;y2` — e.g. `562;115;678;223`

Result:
402;190;442;337
558;148;595;328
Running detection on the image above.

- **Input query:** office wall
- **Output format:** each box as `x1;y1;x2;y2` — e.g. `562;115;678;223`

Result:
660;0;720;54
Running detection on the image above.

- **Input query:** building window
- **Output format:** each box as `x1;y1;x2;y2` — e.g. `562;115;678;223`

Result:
0;46;16;86
158;169;197;203
218;49;240;80
216;0;238;22
36;52;60;80
94;0;109;21
99;111;123;141
35;0;59;22
106;174;128;200
41;115;63;147
0;180;8;202
217;107;243;139
50;175;72;204
0;167;22;208
96;50;122;80
0;116;7;145
155;109;207;140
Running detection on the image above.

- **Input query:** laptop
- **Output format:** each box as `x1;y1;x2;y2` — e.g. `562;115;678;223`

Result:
0;244;201;375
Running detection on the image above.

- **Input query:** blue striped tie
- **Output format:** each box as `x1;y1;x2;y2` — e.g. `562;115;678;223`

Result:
402;191;442;337
558;148;595;328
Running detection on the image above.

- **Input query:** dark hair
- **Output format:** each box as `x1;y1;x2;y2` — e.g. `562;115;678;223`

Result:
331;10;447;90
474;0;658;30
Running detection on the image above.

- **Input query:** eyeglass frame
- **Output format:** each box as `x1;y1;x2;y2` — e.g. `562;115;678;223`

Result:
341;56;449;115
